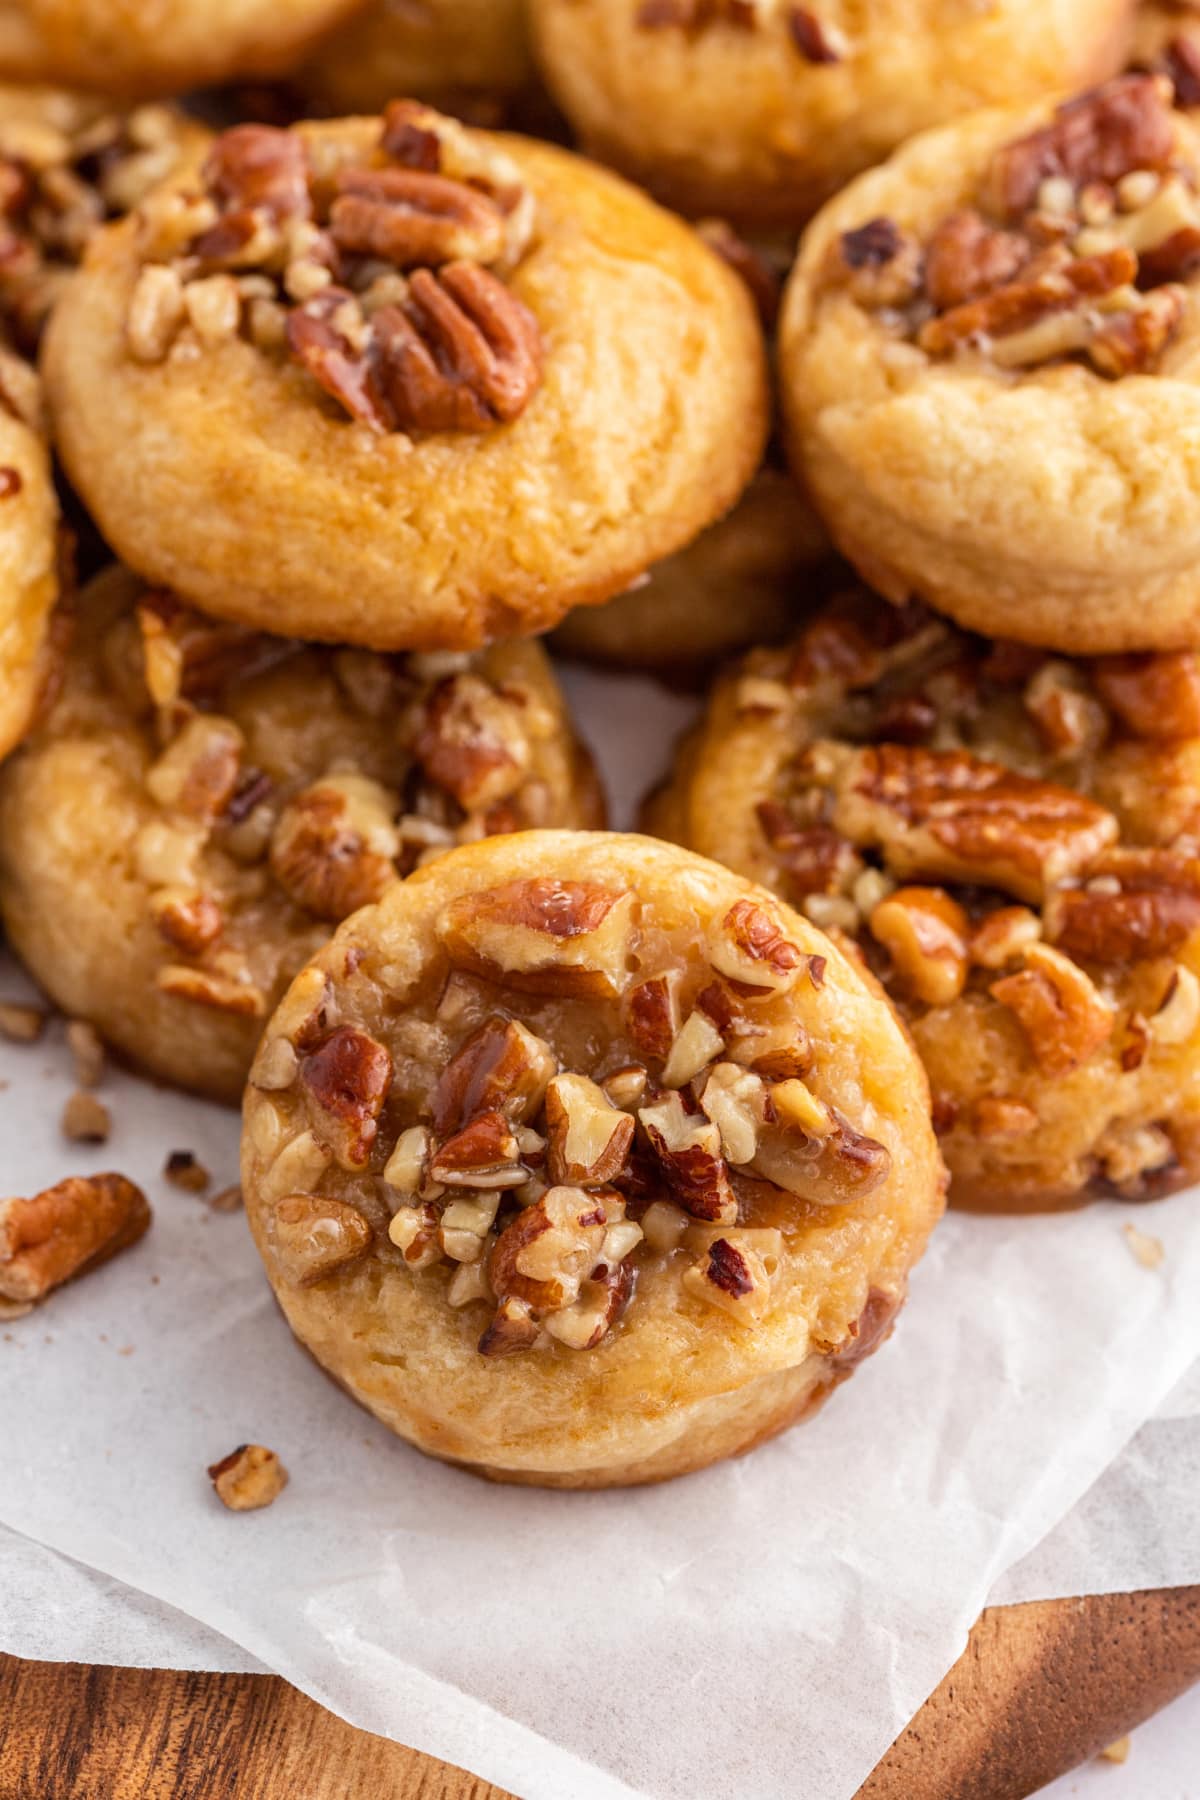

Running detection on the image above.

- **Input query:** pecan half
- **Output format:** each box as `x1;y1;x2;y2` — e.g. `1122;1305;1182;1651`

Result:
372;262;543;433
433;1017;557;1134
0;1174;150;1303
991;943;1114;1073
268;774;399;922
983;77;1176;221
413;673;530;812
440;879;635;1000
329;167;506;269
299;1026;393;1170
269;1192;373;1284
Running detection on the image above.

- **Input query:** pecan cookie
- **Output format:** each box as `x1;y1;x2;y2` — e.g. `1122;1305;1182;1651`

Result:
649;590;1200;1209
0;566;603;1104
44;103;768;651
781;72;1200;653
530;0;1132;230
0;346;62;761
240;831;944;1486
0;0;361;97
0;86;203;351
299;0;535;120
552;466;830;673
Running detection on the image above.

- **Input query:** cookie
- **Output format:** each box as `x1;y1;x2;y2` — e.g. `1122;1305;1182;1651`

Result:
0;348;62;761
552;465;829;674
0;86;203;350
780;72;1200;653
44;103;768;652
529;0;1133;230
240;830;944;1487
0;566;603;1104
0;0;360;97
299;0;535;121
649;589;1200;1209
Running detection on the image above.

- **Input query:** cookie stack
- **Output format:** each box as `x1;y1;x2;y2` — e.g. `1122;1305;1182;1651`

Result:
0;0;1189;1488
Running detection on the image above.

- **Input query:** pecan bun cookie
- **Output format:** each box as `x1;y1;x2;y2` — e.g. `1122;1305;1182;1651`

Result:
529;0;1132;231
0;566;603;1105
649;591;1200;1209
0;347;62;761
0;86;202;351
300;0;536;121
44;103;768;652
240;831;944;1487
0;0;361;98
781;73;1200;653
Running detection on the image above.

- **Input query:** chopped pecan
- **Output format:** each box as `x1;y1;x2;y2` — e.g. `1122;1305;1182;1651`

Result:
867;886;970;1007
136;592;289;709
923;209;1029;311
1091;651;1200;741
269;1192;372;1284
990;942;1114;1074
638;1091;737;1223
1045;849;1200;963
268;774;399;922
544;1074;634;1186
438;1192;502;1263
826;217;922;308
0;1174;150;1303
972;1096;1039;1137
149;886;223;954
380;100;444;170
190;124;311;267
61;1090;110;1144
1023;660;1108;755
708;897;807;992
1087;287;1186;377
918;247;1136;358
970;905;1042;969
983;77;1176;221
145;714;244;822
329;167;507;269
477;1294;540;1356
370;262;543;433
387;1200;443;1267
440;879;635;1000
543;1257;636;1350
0;1002;45;1043
831;742;1118;904
1150;963;1200;1045
156;964;266;1017
753;1094;891;1206
661;1009;726;1088
413;673;530;811
488;1184;608;1314
626;971;683;1063
758;808;862;899
681;1231;779;1323
208;1444;289;1512
700;1062;766;1166
298;1026;393;1170
433;1017;556;1134
787;8;845;63
286;287;382;429
430;1110;526;1189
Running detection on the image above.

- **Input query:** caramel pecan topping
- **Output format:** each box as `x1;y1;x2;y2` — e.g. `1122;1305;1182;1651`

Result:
1091;651;1200;740
0;1174;150;1304
923;210;1030;311
440;879;635;999
329;167;508;269
1045;849;1200;963
984;77;1175;221
990;942;1113;1074
299;1026;393;1170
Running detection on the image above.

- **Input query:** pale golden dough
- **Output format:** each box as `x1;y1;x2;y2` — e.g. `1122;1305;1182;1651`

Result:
530;0;1133;228
0;357;60;763
779;96;1200;653
0;0;361;96
552;466;830;672
300;0;535;117
0;567;603;1104
44;119;768;652
240;831;944;1486
649;594;1200;1209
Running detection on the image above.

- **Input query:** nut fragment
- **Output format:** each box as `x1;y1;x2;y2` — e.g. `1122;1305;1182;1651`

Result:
626;972;682;1062
269;1192;373;1284
430;1110;526;1189
61;1090;111;1144
753;1099;891;1206
156;964;267;1018
991;943;1114;1074
432;1017;556;1134
269;774;399;922
1091;651;1200;741
544;1074;634;1186
0;1002;45;1043
477;1294;540;1357
414;673;530;812
488;1185;609;1313
868;887;970;1006
661;1009;725;1088
638;1091;737;1224
700;1062;766;1166
708;898;806;992
440;879;635;1000
681;1233;779;1323
983;77;1176;221
164;1149;210;1192
207;1444;289;1512
0;1174;150;1303
298;1026;393;1170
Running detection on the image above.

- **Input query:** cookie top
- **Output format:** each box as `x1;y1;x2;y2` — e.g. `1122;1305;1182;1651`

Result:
45;103;768;650
240;831;943;1477
649;590;1200;1205
531;0;1132;228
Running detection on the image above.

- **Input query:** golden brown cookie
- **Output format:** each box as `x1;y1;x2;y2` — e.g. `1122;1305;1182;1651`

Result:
0;347;62;762
0;566;603;1104
0;0;361;97
1132;0;1200;75
0;86;204;350
530;0;1133;230
299;0;536;120
552;466;829;673
780;73;1200;653
45;103;768;652
649;589;1200;1209
240;830;944;1487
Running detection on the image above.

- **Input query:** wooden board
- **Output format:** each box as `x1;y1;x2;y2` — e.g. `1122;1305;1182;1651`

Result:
2;1588;1198;1799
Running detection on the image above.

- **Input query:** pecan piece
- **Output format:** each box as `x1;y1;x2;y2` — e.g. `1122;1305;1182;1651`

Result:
681;1230;780;1322
825;217;922;308
991;943;1113;1073
145;714;244;823
638;1091;737;1224
983;77;1176;221
923;209;1029;311
918;247;1136;358
329;167;506;269
190;124;311;267
430;1110;526;1189
1091;651;1200;741
831;742;1118;904
413;672;530;811
477;1294;540;1357
544;1256;636;1350
787;8;845;63
156;965;266;1017
867;886;969;1007
286;286;383;429
208;1444;288;1512
1045;849;1200;963
149;886;223;955
626;971;683;1063
488;1184;608;1314
1087;287;1185;378
372;261;543;433
269;1192;372;1284
752;1093;891;1206
708;897;807;992
440;879;635;1000
269;774;399;922
433;1017;556;1134
0;1174;150;1303
298;1026;393;1170
544;1074;634;1186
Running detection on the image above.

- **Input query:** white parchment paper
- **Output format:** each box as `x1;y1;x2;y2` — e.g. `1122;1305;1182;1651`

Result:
1;663;1199;1800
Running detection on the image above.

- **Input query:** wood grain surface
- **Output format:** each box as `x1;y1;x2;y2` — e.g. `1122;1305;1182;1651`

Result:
1;1588;1197;1799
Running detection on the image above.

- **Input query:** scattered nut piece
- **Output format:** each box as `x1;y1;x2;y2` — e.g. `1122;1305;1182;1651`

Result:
0;1002;45;1043
164;1149;210;1192
62;1090;111;1144
1097;1735;1132;1764
1121;1224;1164;1271
208;1184;243;1213
270;1192;373;1284
207;1443;289;1512
0;1173;150;1303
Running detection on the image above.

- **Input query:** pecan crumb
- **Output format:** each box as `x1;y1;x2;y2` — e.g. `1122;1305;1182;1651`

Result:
62;1090;111;1144
164;1149;210;1193
66;1018;105;1089
208;1184;244;1213
207;1443;289;1512
1121;1224;1164;1271
0;1002;46;1043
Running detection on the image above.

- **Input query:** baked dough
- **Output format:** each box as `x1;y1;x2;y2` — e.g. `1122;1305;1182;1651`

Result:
0;0;361;97
780;72;1200;652
0;348;61;762
300;0;535;120
0;566;603;1104
530;0;1133;229
44;104;768;651
552;466;830;673
0;85;203;350
649;590;1200;1209
240;830;944;1486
